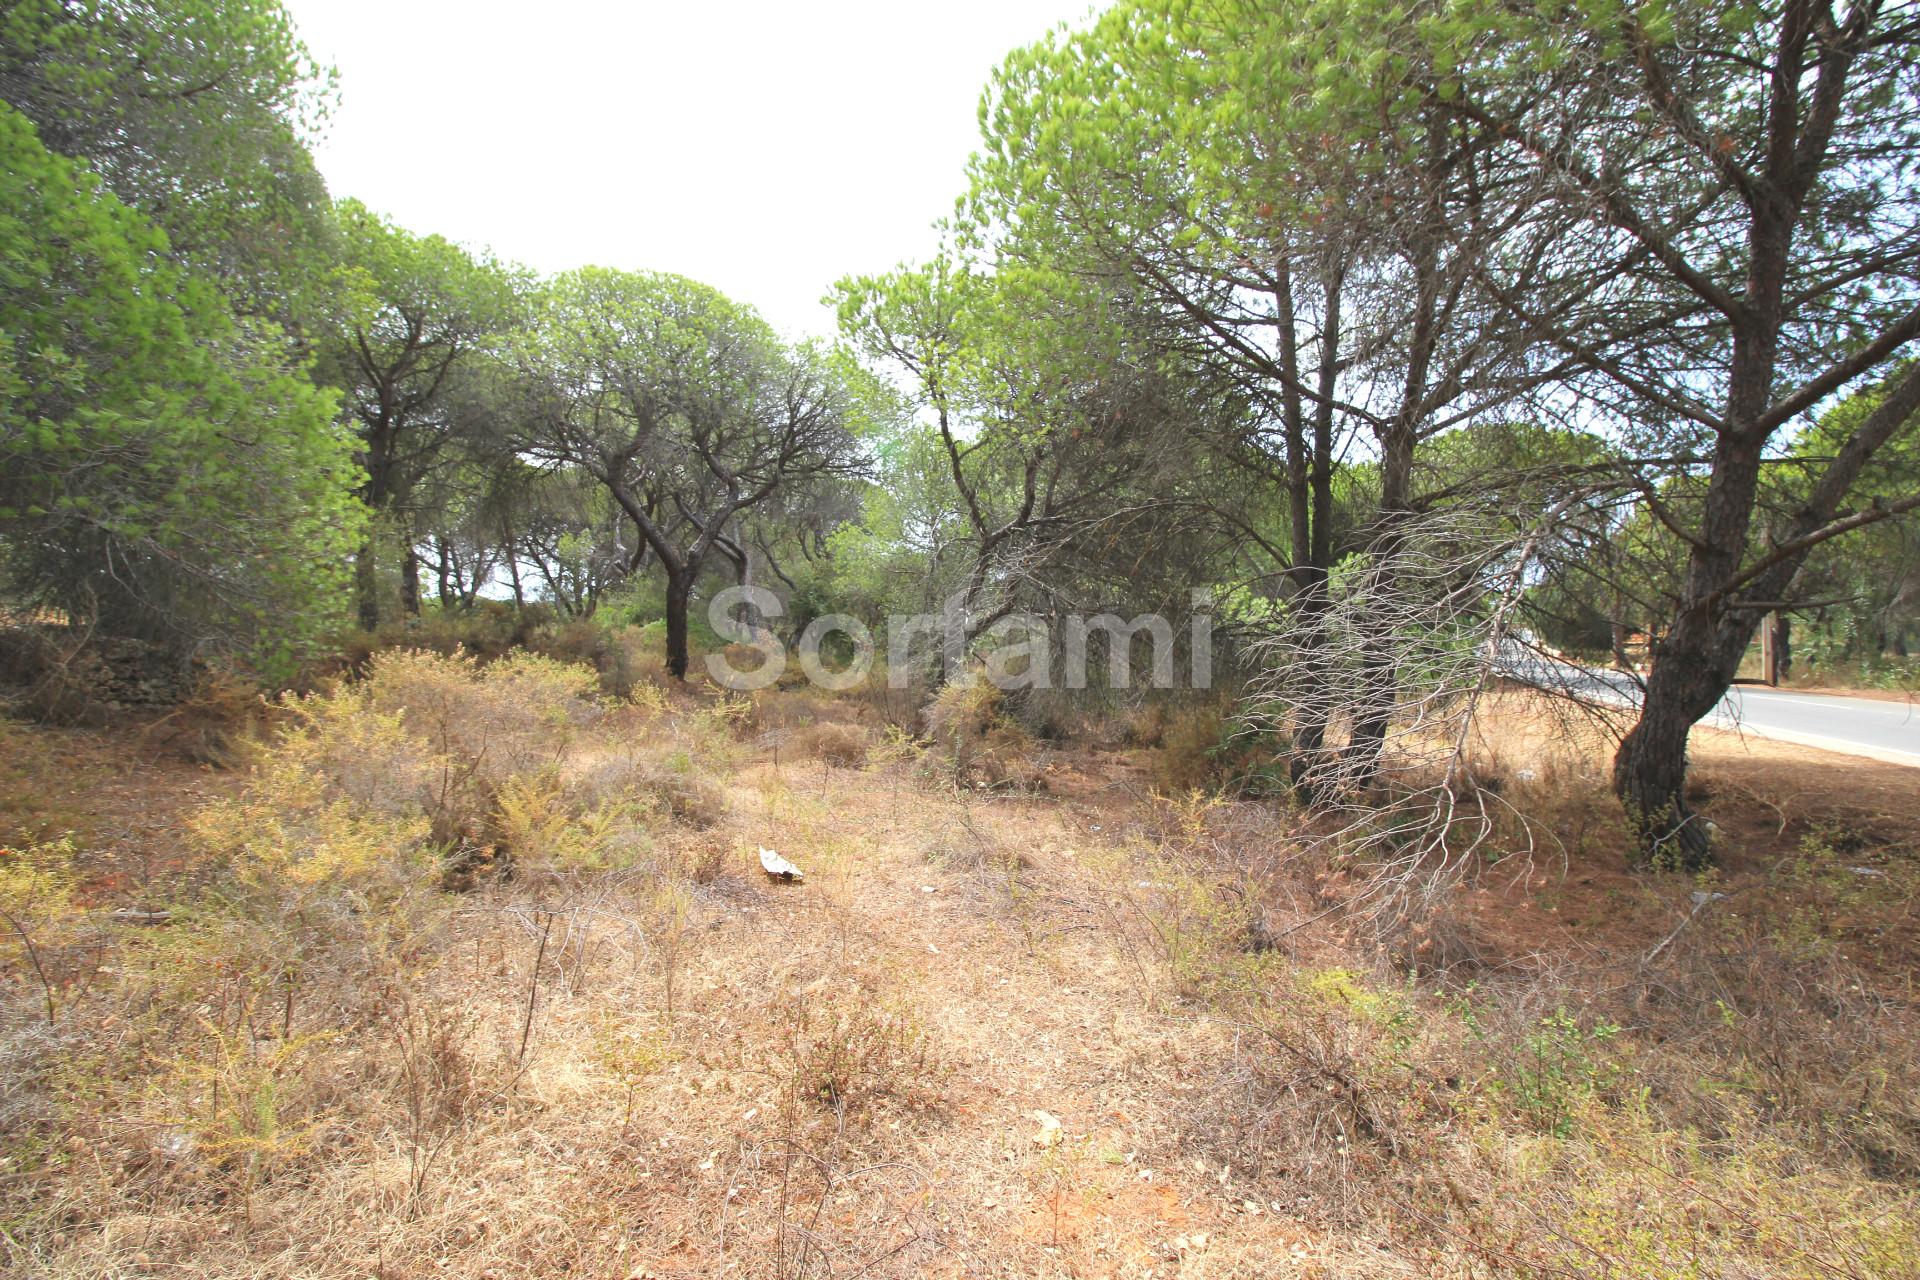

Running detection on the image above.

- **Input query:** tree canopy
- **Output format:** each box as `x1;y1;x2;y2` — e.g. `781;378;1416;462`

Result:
0;101;359;671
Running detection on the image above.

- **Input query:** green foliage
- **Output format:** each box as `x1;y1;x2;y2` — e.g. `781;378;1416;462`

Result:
311;200;525;627
1506;1009;1625;1138
833;254;1213;654
0;0;338;317
1777;368;1920;666
316;198;524;498
528;267;781;426
0;103;363;673
820;423;968;621
326;201;523;343
1456;994;1625;1138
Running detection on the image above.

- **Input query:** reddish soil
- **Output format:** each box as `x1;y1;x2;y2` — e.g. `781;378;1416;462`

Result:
0;714;236;903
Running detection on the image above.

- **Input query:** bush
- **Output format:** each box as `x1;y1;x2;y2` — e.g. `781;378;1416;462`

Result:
328;603;554;670
493;770;650;873
747;685;832;730
187;649;624;893
527;617;645;698
1152;705;1229;793
795;722;869;768
1124;699;1175;747
640;763;729;829
1451;1113;1920;1280
0;835;83;1027
149;669;271;765
560;751;728;831
923;677;1002;747
362;649;602;784
1454;998;1626;1138
764;978;946;1121
921;678;1048;789
189;682;436;894
1150;702;1284;795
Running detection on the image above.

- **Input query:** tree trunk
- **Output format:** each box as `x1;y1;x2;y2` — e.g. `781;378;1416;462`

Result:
736;543;760;641
435;537;453;609
401;543;423;617
1611;427;1768;867
1344;409;1419;784
1611;615;1633;673
1611;276;1777;864
1346;124;1437;787
355;540;380;630
357;422;395;630
664;570;693;681
1345;560;1404;781
1611;629;1744;868
501;515;526;609
1612;598;1761;870
1284;262;1342;796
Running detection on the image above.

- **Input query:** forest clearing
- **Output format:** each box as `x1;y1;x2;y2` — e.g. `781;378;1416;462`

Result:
3;638;1918;1277
5;0;1920;1274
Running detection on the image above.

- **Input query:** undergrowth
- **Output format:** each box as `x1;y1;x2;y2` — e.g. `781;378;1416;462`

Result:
1;659;1915;1278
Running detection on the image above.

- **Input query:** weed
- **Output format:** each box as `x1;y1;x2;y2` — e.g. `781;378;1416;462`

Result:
765;981;944;1122
0;836;79;1025
167;1008;332;1225
793;722;869;768
1507;1008;1623;1138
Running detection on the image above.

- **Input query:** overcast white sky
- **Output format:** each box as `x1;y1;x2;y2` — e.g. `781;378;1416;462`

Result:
285;1;1102;340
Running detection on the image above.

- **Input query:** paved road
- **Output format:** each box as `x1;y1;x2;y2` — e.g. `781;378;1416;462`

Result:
1709;685;1920;766
1497;647;1920;767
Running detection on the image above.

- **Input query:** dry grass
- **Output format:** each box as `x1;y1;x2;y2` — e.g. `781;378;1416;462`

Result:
1;670;1917;1278
921;677;1058;793
791;722;870;768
